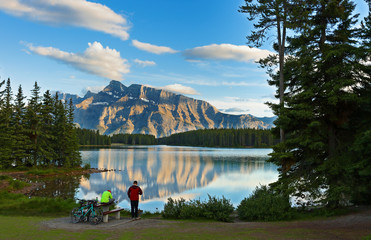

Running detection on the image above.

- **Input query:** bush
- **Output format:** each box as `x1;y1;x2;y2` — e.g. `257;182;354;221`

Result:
203;195;234;222
162;195;234;222
0;176;30;190
0;175;11;181
8;179;30;190
162;197;186;219
237;185;291;221
83;163;91;170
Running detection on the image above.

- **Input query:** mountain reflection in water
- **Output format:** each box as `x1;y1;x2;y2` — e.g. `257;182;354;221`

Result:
77;146;278;211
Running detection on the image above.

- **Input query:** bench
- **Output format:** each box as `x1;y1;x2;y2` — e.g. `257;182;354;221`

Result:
95;202;143;223
95;201;117;223
102;208;124;222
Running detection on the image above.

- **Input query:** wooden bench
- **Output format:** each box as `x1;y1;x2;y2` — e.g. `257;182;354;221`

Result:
95;202;143;223
102;208;124;222
95;201;117;223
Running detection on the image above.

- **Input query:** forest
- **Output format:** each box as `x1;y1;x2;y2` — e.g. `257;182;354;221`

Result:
158;128;277;147
76;128;276;148
75;128;111;146
0;79;81;169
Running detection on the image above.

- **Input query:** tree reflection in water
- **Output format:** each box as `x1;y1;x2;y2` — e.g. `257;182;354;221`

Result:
31;174;90;199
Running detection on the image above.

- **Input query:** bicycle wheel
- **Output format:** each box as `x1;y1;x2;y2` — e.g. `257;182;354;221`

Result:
71;207;83;223
89;207;103;225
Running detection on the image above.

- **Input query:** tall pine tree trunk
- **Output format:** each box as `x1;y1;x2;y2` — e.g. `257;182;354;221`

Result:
277;5;286;143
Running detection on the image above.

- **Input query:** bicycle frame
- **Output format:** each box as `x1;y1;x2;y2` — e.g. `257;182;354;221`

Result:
71;199;103;224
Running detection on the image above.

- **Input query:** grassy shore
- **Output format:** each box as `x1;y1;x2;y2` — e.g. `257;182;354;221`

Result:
1;214;371;240
1;169;370;239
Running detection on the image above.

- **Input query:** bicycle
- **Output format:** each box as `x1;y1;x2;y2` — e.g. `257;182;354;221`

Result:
71;199;103;224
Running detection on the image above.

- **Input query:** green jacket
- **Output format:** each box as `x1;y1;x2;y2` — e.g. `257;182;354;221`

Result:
101;191;113;203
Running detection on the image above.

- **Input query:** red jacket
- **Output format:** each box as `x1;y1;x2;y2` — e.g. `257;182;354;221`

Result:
127;185;143;201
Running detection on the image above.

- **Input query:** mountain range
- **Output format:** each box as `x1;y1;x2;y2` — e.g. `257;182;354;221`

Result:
61;80;275;138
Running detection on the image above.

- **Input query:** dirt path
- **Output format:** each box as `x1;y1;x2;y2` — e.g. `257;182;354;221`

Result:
41;207;371;240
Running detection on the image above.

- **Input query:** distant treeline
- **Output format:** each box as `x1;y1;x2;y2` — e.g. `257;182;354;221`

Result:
77;128;277;148
76;130;156;146
75;128;111;146
111;134;156;145
0;79;81;169
158;128;277;148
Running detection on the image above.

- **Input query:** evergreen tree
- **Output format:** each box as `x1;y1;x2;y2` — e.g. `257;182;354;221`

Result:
0;80;82;169
0;79;14;168
346;0;371;204
39;90;56;166
52;93;68;166
240;0;291;142
65;98;81;167
11;85;31;167
25;82;42;166
269;0;371;207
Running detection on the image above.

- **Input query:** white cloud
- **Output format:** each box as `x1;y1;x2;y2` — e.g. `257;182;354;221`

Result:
0;0;130;40
208;96;277;117
162;84;200;95
26;41;130;80
134;59;156;67
145;83;199;95
132;40;177;54
183;44;273;62
84;85;105;93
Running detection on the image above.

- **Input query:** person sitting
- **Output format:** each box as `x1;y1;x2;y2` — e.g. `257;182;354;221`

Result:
101;190;115;204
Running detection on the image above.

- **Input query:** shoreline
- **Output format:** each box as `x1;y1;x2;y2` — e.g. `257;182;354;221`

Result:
0;167;115;196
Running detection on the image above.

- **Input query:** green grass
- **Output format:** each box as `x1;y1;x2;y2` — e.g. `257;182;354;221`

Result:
289;207;352;221
0;175;31;190
0;215;263;240
26;167;66;175
0;191;77;217
0;216;120;240
0;214;370;240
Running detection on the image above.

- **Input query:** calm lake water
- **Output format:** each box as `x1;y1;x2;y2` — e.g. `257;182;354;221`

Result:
76;145;278;212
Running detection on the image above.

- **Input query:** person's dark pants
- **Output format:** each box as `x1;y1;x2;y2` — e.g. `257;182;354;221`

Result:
131;200;139;218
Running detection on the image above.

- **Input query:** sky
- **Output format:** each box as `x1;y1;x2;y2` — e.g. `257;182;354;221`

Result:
0;0;368;117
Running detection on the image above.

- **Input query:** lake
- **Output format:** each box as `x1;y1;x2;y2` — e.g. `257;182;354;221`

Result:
76;145;278;212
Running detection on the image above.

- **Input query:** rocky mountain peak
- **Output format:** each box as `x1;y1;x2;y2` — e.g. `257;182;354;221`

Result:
103;80;126;93
63;81;275;137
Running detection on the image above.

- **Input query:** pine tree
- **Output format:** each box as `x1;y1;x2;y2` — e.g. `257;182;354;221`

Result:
11;85;31;167
345;0;371;204
65;98;81;167
0;79;14;168
52;93;68;166
240;0;291;142
25;82;42;166
269;0;371;207
39;90;56;166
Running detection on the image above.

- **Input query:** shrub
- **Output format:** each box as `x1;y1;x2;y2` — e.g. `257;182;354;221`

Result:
203;195;234;222
0;176;30;190
162;195;234;222
162;197;186;219
0;175;11;181
83;163;91;170
237;185;291;221
8;179;30;190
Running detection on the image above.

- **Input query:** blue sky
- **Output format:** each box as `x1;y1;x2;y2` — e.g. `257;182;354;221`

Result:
0;0;368;117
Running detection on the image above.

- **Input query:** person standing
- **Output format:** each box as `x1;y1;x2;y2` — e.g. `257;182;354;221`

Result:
127;181;143;220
